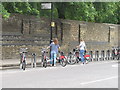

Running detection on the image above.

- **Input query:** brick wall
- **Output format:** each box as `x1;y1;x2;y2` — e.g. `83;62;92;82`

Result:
60;20;119;51
1;14;120;59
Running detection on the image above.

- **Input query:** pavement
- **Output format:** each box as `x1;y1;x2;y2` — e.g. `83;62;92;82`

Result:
0;58;120;70
1;60;119;88
0;58;42;70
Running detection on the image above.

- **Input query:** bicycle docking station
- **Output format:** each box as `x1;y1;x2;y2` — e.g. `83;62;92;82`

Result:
18;46;120;69
88;47;120;62
31;53;37;68
95;50;99;61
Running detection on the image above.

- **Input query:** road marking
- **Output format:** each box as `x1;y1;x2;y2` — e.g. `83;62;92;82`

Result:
87;61;118;66
80;76;118;85
112;64;118;67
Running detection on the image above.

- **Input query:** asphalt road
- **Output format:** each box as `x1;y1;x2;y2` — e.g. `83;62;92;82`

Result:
1;60;119;88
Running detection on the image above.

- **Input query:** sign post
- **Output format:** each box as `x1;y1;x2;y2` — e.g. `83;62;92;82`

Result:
41;3;53;44
41;3;54;66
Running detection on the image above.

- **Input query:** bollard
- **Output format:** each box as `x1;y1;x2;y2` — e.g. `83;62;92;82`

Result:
19;53;23;69
31;53;37;68
117;47;120;60
95;50;99;61
111;49;117;60
89;51;93;61
101;50;105;61
115;48;119;60
109;50;112;60
111;49;114;60
106;50;110;60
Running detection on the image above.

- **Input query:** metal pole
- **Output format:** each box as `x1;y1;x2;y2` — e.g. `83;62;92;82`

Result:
79;24;81;44
108;26;110;42
50;3;53;66
50;2;53;44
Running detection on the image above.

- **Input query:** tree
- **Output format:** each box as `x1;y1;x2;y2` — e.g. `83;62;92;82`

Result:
93;2;118;24
54;2;69;19
0;3;10;18
1;2;120;24
65;2;96;22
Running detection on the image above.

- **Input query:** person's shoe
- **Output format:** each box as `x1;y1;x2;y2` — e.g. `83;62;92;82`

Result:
86;60;88;64
54;64;56;66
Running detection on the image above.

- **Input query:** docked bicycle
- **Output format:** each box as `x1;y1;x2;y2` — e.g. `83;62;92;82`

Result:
57;51;67;67
41;48;67;68
67;48;80;65
20;48;28;70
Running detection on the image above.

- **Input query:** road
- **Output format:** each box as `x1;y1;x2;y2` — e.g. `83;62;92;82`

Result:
1;60;119;88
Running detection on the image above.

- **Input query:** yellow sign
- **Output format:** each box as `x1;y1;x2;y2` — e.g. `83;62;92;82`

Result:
51;22;55;27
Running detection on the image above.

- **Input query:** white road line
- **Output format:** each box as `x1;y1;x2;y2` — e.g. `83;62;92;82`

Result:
112;64;118;67
80;76;118;85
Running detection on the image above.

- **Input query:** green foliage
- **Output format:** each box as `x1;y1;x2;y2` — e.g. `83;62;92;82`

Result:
93;2;118;23
3;2;40;16
0;3;10;18
1;2;120;24
65;2;97;22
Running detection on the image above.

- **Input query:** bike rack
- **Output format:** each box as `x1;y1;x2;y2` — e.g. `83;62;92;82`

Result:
19;53;23;68
89;51;93;61
95;50;99;61
106;50;110;60
31;53;37;68
100;50;105;61
111;49;115;60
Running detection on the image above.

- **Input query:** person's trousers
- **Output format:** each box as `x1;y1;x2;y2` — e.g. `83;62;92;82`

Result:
50;51;57;64
80;50;85;63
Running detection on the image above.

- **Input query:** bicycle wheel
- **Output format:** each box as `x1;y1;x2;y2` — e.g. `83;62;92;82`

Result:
22;61;26;70
67;54;76;65
43;59;47;68
60;58;67;67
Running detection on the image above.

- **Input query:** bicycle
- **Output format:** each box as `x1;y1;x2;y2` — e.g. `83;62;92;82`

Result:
41;48;49;68
67;48;80;65
84;51;91;64
41;48;57;68
111;47;119;60
73;48;80;63
41;48;67;68
20;48;28;70
57;51;67;67
67;52;76;65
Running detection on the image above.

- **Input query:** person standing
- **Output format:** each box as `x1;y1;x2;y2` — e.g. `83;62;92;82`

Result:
47;38;60;66
77;39;87;65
